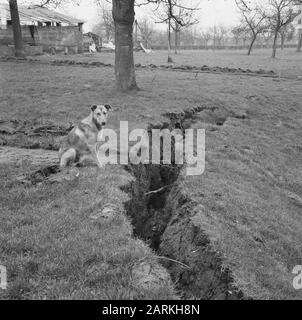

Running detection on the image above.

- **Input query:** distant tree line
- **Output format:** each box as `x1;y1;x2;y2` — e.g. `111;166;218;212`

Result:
234;0;302;57
92;14;300;52
8;0;302;92
92;0;302;58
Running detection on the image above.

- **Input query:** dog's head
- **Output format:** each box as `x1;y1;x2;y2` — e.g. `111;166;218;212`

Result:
91;104;112;129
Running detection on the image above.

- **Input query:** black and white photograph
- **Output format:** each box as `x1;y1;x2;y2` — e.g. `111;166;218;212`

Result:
0;0;302;305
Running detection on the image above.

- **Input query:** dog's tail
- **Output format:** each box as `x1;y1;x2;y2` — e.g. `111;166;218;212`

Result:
59;148;77;168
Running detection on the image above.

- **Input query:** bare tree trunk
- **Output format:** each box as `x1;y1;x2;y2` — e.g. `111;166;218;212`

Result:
174;29;178;54
112;0;138;92
247;34;257;55
134;19;138;46
297;29;302;52
167;17;173;62
280;32;285;50
9;0;24;57
272;30;279;58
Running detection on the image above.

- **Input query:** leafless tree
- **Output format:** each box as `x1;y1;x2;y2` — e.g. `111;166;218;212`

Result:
298;29;302;51
200;29;212;48
135;18;154;48
235;0;268;55
102;5;115;42
94;0;201;91
231;26;244;45
110;0;138;91
279;22;295;49
208;25;228;48
94;0;200;90
93;4;115;42
8;0;24;57
265;0;302;57
258;29;273;47
152;0;200;59
231;25;250;46
218;25;229;46
295;6;302;51
169;2;199;53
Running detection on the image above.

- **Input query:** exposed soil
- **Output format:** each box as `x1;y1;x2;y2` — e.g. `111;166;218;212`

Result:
0;119;77;185
0;119;72;150
0;146;57;166
122;107;243;299
1;56;290;79
0;145;82;186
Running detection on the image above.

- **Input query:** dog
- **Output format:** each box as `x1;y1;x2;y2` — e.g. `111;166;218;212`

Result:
59;104;112;168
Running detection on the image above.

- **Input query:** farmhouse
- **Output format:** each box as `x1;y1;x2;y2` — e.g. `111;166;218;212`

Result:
294;4;302;29
0;3;84;55
294;4;302;50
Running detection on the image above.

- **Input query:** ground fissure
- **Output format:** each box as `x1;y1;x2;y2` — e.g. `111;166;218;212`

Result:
121;106;244;299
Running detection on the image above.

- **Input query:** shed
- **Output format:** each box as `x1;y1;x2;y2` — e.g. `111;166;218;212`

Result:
0;3;85;54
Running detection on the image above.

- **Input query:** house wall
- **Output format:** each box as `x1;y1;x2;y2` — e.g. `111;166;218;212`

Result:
0;26;34;45
0;25;83;53
35;26;83;52
294;5;302;31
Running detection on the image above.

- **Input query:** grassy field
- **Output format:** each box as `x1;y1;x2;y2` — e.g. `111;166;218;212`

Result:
0;48;302;299
37;47;302;78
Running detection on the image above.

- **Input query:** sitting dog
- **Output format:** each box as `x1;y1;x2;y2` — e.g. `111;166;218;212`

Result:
59;104;112;168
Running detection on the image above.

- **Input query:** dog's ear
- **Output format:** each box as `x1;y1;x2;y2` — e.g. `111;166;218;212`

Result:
105;104;112;111
91;105;97;112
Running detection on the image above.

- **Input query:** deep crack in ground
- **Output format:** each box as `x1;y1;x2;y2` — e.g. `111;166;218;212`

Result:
0;105;246;299
121;106;244;299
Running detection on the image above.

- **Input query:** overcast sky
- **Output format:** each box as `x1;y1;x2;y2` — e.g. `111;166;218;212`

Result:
0;0;241;31
63;0;240;32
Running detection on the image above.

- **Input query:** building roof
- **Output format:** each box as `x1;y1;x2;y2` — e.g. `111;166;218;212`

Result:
0;3;84;25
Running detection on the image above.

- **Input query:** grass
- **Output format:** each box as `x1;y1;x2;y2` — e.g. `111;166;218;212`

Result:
36;47;302;77
0;48;302;299
0;163;177;299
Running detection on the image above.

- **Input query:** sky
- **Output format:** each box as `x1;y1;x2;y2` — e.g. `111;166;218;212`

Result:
63;0;240;32
0;0;241;32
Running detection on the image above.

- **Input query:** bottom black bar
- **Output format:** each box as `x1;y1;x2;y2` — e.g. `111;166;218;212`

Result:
0;300;294;319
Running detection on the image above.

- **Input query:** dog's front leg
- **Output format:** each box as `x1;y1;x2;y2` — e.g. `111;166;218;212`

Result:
90;144;105;168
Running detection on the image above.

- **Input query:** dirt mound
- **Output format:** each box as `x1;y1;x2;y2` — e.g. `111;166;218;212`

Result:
146;63;277;78
1;56;283;79
0;119;72;150
0;146;58;166
0;146;80;186
0;119;72;136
